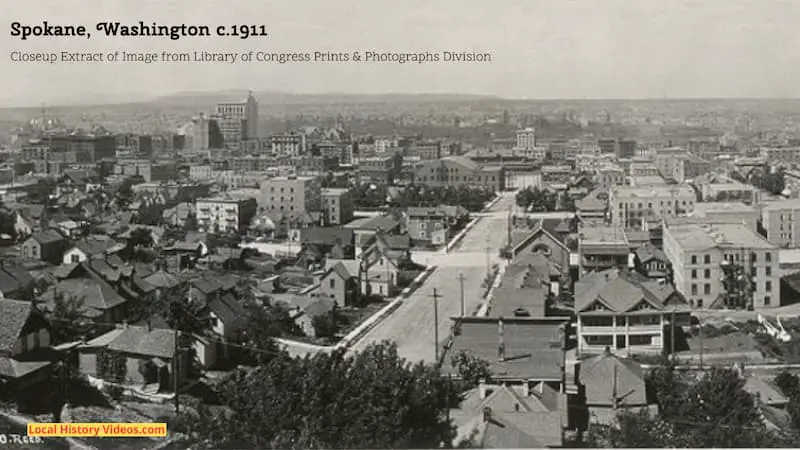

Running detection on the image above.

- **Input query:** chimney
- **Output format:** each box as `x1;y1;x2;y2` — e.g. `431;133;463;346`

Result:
522;381;530;397
497;317;506;362
604;346;611;356
482;407;492;423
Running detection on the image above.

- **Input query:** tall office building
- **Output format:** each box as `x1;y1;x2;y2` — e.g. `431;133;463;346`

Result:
516;128;536;149
216;91;259;144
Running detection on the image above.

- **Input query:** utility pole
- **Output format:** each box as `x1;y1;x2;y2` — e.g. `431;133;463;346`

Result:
431;288;442;363
699;318;704;370
458;272;465;317
173;328;180;413
611;364;618;411
670;307;676;357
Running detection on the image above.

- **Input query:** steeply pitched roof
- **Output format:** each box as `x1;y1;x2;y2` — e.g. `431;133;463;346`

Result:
43;278;126;313
143;270;181;290
356;215;400;231
0;299;34;353
208;293;245;326
28;229;65;246
635;242;668;264
71;236;119;257
106;326;176;359
579;352;648;406
575;268;688;313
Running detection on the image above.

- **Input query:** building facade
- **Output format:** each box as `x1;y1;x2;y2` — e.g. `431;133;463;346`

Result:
610;185;696;230
259;176;322;216
195;196;258;233
321;188;354;226
663;221;780;309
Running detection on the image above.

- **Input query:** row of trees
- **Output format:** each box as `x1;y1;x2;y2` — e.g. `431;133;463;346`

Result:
182;342;456;449
588;359;798;447
515;186;576;212
349;183;496;212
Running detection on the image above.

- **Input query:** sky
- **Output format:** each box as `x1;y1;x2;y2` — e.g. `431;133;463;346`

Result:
3;0;800;106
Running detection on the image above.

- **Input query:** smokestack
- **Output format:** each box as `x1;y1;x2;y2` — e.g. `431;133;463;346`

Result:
479;378;488;399
482;407;492;423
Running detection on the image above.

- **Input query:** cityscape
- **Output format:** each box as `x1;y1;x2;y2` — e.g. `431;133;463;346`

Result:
0;90;799;448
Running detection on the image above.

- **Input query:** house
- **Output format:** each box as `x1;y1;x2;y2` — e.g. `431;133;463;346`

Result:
451;383;565;448
633;243;671;279
405;205;470;247
575;350;657;427
299;227;355;261
194;291;247;368
293;296;336;338
0;264;36;300
319;261;359;307
78;325;188;391
574;268;691;355
359;231;412;297
40;277;128;328
162;239;209;272
21;229;67;264
62;236;122;265
0;298;54;395
507;218;574;272
142;269;182;300
345;215;402;258
11;210;34;237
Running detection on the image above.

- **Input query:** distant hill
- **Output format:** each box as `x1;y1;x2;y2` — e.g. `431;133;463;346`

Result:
147;90;502;107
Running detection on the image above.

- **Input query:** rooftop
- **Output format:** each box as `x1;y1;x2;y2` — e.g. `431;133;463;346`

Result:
761;198;800;211
665;222;776;251
612;185;694;199
579;225;628;245
692;202;758;215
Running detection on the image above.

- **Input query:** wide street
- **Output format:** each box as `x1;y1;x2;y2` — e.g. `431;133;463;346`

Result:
347;192;518;363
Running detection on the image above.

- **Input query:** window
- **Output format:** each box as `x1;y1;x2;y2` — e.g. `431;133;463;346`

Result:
329;279;335;289
764;296;771;306
766;252;772;262
691;269;697;279
766;266;772;277
704;284;711;295
71;254;80;263
691;255;698;264
704;255;711;264
704;269;710;279
691;284;697;295
629;335;653;346
766;281;772;292
585;335;613;346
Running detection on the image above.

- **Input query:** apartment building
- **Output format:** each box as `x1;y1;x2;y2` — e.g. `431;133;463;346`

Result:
408;141;442;160
699;180;761;204
358;153;401;185
628;161;659;177
761;199;800;248
259;175;322;216
663;221;779;309
195;196;258;233
593;164;625;186
321;188;354;226
576;154;617;173
610;185;695;230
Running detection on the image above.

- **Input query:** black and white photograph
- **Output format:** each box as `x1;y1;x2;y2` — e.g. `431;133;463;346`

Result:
2;0;800;448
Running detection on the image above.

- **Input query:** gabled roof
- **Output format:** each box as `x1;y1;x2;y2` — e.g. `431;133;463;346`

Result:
105;326;176;359
143;270;181;290
43;278;127;312
0;299;34;353
575;268;687;313
208;293;245;327
354;215;399;232
579;352;648;407
27;229;65;246
302;296;336;317
635;242;668;264
326;261;356;281
71;236;119;257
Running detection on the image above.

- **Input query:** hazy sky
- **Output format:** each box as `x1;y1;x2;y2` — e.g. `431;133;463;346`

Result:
3;0;800;106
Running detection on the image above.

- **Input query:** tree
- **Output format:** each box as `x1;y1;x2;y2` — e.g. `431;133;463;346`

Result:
311;312;338;339
184;342;455;449
234;296;295;365
450;350;492;389
47;291;90;343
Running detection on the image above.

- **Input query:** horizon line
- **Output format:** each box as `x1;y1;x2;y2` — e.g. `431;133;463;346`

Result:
5;90;800;110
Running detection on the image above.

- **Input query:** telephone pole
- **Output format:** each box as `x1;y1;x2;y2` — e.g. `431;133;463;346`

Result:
173;328;180;413
458;272;465;317
431;288;442;363
670;307;676;357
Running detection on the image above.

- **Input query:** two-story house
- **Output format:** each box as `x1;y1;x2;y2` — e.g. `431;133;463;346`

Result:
405;205;469;248
574;268;690;355
633;243;672;280
62;236;122;265
21;229;67;265
319;260;359;307
0;299;54;393
359;232;412;297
